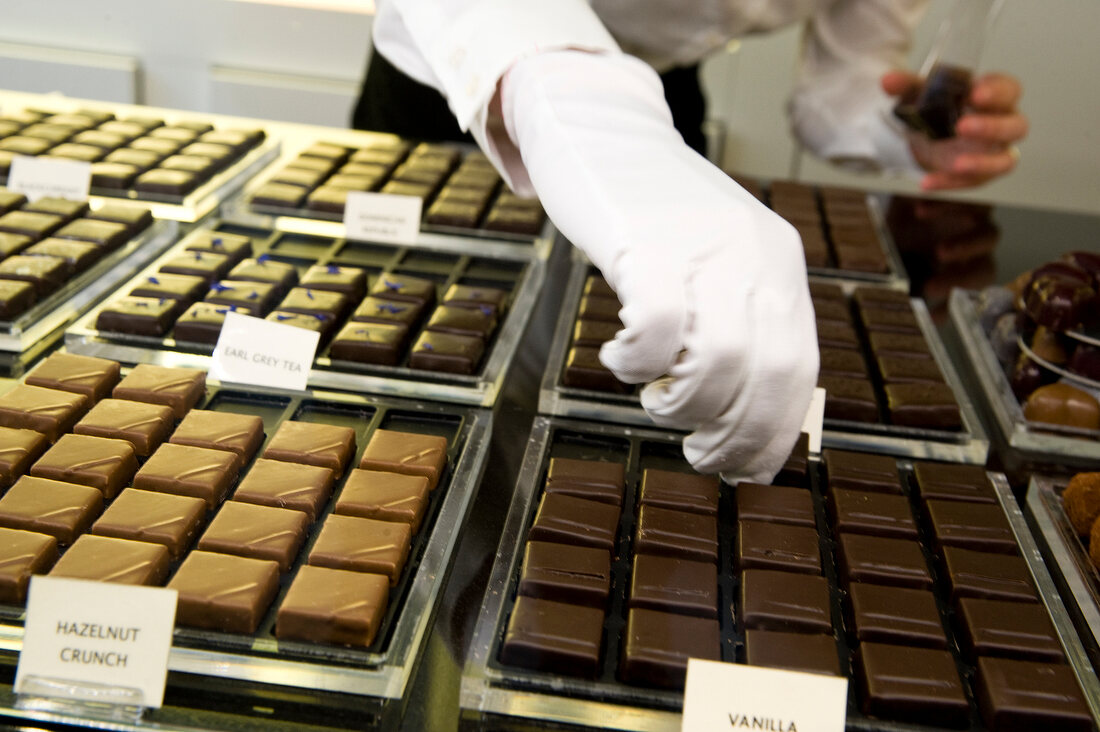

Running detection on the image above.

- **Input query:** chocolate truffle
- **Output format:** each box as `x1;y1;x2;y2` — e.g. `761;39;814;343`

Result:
29;433;137;499
837;534;931;589
941;546;1037;603
638;469;718;516
49;534;169;589
0;527;58;604
519;540;612;609
620;607;720;689
544;457;625;507
94;295;177;336
740;569;831;633
198;501;310;573
528;493;620;552
847;583;946;649
308;513;412;585
0;475;102;544
334;469;430;531
1062;472;1100;536
501;595;605;677
169;551;280;633
974;657;1092;732
735;483;815;527
134;442;240;509
112;364;205;419
635;505;718;563
275;565;390;647
358;429;447;489
855;642;968;728
91;489;205;560
169;409;264;466
0;383;88;441
743;630;840;676
231;458;334;521
0;426;48;489
264;421;356;478
737;520;820;574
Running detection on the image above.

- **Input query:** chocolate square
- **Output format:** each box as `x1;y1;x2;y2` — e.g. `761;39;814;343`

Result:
528;493;619;552
264;421;357;479
334;469;430;531
820;375;880;423
0;528;58;604
838;534;931;589
0;255;68;297
544;457;625;507
29;433;137;499
112;364;205;419
54;218;129;250
205;279;279;314
912;461;995;504
227;257;299;295
867;332;934;359
941;546;1037;603
735;482;815;527
94;295;177;336
300;265;368;300
775;433;810;487
425;305;497;341
305;186;350;213
519;540;611;608
185;231;252;264
130;273;206;305
571;320;619;348
441;284;508;311
974;657;1091;732
329;322;406;366
91;488;205;560
740;568;831;633
409;331;485;374
134;168;199;196
358;428;447;489
820;348;869;379
637;469;719;517
129;137;181;157
563;346;630;393
50;534;170;586
277;286;349;321
275;565;390;646
134;442;239;509
0;233;32;259
308;514;412;585
855;643;969;728
172;302;238;344
885;382;962;430
169;409;264;466
0;475;102;544
956;597;1063;662
829;489;917;539
743;630;840;676
368;273;436;305
620;607;720;689
351;296;424;328
169;551;280;633
630;554;717;618
159;250;231;283
824;449;902;494
0;280;34;319
266;310;331;336
198;501;310;573
0;383;88;441
635;506;717;563
87;204;152;236
0;425;48;488
483;206;544;235
876;355;946;384
24;238;100;275
847;583;946;648
232;458;334;521
926;499;1016;553
501;595;605;677
736;520;820;574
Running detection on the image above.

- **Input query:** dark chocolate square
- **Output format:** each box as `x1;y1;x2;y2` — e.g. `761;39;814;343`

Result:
300;264;368;299
956;597;1063;662
735;483;815;527
205;279;278;314
130;273;206;305
912;461;995;504
926;499;1016;553
519;540;612;609
351;297;424;328
0;279;34;319
635;505;717;563
544;457;625;507
974;657;1092;732
501;595;605;677
855;642;969;728
847;583;946;648
941;546;1037;603
740;568;831;633
94;295;177;336
620;607;720;689
227;257;299;295
630;554;717;619
563;346;630;393
837;533;931;589
824;449;902;494
134;168;199;196
744;630;840;676
737;520;820;574
885;382;962;430
0;255;68;297
159;250;231;283
528;493;620;552
638;468;718;516
819;375;880;423
830;489;917;539
329;322;406;365
368;273;436;305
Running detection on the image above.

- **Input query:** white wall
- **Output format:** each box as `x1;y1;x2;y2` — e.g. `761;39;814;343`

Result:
2;0;1098;214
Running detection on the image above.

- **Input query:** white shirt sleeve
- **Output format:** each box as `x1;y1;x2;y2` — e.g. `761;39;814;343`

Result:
788;0;930;174
374;0;620;189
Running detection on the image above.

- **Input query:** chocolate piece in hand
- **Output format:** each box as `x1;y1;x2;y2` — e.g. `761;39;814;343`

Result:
893;64;972;140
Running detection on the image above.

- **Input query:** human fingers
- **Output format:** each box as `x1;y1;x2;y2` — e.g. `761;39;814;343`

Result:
881;70;920;97
948;147;1019;178
956;113;1029;145
969;73;1023;113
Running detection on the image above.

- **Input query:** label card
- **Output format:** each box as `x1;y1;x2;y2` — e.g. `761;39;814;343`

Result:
681;660;848;732
210;311;320;392
7;155;92;202
344;191;422;245
16;576;177;708
801;387;827;454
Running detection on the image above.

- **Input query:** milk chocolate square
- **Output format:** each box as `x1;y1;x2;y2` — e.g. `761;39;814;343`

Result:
198;501;309;573
358;429;447;490
308;514;412;585
169;409;264;466
29;433;137;499
264;421;356;478
0;475;102;545
134;442;239;508
231;458;334;522
169;551;279;633
50;534;170;586
275;565;389;646
0;425;48;488
91;488;205;559
0;384;88;441
112;364;205;419
24;353;119;405
334;469;430;532
0;527;58;604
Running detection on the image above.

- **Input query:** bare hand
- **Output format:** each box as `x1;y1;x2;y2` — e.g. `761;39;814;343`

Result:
882;70;1028;191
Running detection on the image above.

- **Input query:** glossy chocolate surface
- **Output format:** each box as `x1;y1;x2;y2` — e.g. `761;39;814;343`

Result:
169;550;280;633
91;488;204;559
501;596;605;677
736;520;820;574
528;493;620;553
134;442;239;508
855;642;968;728
0;475;102;544
830;489;917;539
232;458;334;522
837;534;932;589
0;528;58;604
620;608;720;689
519;540;612;609
50;534;169;586
630;554;717;619
275;565;389;646
740;569;831;633
112;364;205;419
847;583;946;649
956;598;1063;663
975;657;1092;732
308;513;412;585
264;421;356;479
334;469;430;531
743;630;840;676
635;505;717;563
169;409;264;465
0;384;88;441
735;482;815;527
29;433;137;499
24;352;120;401
358;428;446;489
544;457;625;507
0;425;47;489
198;501;309;572
941;546;1037;603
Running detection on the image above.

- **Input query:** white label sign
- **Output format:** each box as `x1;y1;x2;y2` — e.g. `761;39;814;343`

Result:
210;311;320;392
344;191;422;245
7;155;91;202
682;660;848;732
16;576;177;708
801;387;827;454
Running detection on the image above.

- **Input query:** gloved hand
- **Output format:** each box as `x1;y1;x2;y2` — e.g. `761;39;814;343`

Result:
500;50;819;484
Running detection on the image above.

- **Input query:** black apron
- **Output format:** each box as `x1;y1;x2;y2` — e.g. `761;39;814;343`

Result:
351;49;708;155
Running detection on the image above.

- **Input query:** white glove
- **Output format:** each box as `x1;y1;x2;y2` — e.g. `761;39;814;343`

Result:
501;50;819;484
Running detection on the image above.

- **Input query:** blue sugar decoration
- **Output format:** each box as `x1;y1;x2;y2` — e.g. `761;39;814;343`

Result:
147;276;160;285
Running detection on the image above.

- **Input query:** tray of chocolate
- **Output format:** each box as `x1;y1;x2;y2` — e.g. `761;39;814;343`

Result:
64;220;544;407
948;259;1100;460
0;188;177;354
460;416;1100;731
731;177;907;289
1026;473;1100;678
220;135;555;259
538;253;987;463
0;353;491;727
0;103;279;223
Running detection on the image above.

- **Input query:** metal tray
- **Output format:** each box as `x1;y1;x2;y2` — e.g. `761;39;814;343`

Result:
219;134;556;261
0;98;280;224
0;372;492;730
65;221;545;407
1027;475;1100;673
461;416;1099;731
950;288;1100;460
539;253;987;463
0;211;178;354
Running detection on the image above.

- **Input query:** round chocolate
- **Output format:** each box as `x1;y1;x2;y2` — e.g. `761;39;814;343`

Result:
1022;382;1100;431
